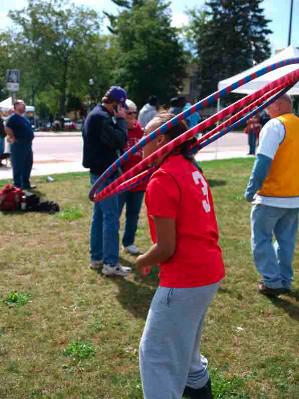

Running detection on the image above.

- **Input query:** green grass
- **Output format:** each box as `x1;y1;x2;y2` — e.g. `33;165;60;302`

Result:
0;159;298;399
58;206;84;221
63;341;96;360
4;291;31;307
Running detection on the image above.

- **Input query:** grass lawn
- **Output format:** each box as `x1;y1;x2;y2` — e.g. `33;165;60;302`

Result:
0;158;298;399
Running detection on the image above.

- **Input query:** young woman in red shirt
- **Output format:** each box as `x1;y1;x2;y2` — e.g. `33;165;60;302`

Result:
136;113;225;399
119;99;145;255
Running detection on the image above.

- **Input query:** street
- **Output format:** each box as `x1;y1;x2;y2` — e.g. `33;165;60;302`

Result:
33;134;83;163
0;131;250;180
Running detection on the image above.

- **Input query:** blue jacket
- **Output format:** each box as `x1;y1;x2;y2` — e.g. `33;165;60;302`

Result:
244;154;272;202
82;104;127;176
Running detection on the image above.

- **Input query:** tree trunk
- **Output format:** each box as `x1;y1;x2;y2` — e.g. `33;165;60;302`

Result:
31;86;36;106
59;52;68;116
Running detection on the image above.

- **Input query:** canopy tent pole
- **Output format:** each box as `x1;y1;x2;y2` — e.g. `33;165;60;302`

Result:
215;98;221;159
217;97;221;113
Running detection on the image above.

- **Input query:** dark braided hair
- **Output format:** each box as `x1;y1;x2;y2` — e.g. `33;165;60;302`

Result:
151;113;198;163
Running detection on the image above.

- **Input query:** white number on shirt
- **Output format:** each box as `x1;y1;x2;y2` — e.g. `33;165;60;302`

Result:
192;171;211;213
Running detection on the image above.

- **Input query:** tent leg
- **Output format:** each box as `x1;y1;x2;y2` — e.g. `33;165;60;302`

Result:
217;98;221;113
216;98;221;126
215;98;220;159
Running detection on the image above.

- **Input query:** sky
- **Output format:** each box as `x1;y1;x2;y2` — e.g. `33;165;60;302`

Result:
0;0;298;52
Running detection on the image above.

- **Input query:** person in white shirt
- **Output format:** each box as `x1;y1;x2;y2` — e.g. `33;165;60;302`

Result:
244;94;299;297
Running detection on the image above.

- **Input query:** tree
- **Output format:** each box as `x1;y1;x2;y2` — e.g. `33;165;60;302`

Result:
187;0;272;97
107;0;187;106
8;0;111;115
0;33;14;100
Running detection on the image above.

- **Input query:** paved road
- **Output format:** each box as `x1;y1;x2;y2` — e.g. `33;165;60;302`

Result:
0;131;250;180
33;134;83;163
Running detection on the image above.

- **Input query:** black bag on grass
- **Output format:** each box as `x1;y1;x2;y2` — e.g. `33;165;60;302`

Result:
24;192;60;214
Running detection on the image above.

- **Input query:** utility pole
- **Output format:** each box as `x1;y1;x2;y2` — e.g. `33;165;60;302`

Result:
288;0;294;46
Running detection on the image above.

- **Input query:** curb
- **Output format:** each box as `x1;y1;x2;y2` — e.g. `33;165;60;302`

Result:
34;131;81;138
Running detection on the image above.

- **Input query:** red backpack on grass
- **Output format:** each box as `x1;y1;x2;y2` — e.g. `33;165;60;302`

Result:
0;184;26;211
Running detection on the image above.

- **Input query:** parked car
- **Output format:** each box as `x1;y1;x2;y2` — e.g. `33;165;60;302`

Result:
75;119;83;131
63;118;77;130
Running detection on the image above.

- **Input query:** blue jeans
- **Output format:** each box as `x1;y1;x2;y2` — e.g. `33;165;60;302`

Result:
90;173;120;265
251;204;299;289
10;140;33;189
248;132;256;155
0;137;4;156
119;190;144;247
140;284;219;399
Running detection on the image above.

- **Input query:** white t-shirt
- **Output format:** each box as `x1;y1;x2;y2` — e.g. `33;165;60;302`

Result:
254;117;299;208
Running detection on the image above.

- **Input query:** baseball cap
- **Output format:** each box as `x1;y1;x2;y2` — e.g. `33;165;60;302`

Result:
105;86;127;106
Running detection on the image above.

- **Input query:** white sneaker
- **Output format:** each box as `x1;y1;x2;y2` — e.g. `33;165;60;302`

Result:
123;244;141;255
90;260;102;270
102;263;132;277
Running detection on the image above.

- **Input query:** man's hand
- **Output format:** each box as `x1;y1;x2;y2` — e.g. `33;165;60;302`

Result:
244;189;254;203
115;105;126;119
5;127;16;144
7;136;16;144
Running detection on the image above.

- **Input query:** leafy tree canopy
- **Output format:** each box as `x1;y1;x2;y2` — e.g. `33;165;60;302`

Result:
108;0;187;106
187;0;272;97
5;0;113;115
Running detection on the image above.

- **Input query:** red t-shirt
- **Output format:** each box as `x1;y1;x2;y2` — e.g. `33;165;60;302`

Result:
244;115;262;137
145;154;225;288
123;122;146;191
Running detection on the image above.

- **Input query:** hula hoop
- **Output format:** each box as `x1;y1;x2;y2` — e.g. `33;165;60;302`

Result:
91;68;299;202
192;82;293;153
93;84;291;201
89;57;299;199
197;86;293;153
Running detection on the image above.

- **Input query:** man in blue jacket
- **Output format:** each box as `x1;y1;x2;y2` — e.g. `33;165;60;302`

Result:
83;86;131;277
5;100;34;189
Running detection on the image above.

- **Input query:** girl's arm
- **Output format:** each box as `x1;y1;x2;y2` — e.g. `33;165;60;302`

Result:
136;217;176;277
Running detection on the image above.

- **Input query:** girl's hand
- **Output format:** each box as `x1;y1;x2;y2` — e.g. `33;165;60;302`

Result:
139;265;152;277
136;255;152;277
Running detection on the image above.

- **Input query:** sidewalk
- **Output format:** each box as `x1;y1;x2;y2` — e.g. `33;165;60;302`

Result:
0;161;86;181
34;130;81;137
0;131;250;181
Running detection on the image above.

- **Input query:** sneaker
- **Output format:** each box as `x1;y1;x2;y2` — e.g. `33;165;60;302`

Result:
257;282;287;297
123;244;141;256
183;379;213;399
90;260;102;271
102;263;132;277
23;185;37;190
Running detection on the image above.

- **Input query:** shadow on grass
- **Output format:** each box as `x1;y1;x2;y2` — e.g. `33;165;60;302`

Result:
287;288;299;302
270;291;299;321
110;256;157;320
218;286;231;294
115;257;232;319
207;179;227;188
0;210;26;216
113;277;155;320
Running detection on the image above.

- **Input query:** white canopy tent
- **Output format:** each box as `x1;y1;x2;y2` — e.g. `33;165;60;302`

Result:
0;97;35;112
218;45;299;95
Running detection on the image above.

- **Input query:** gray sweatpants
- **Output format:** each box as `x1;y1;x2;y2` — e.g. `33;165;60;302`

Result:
139;283;219;399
